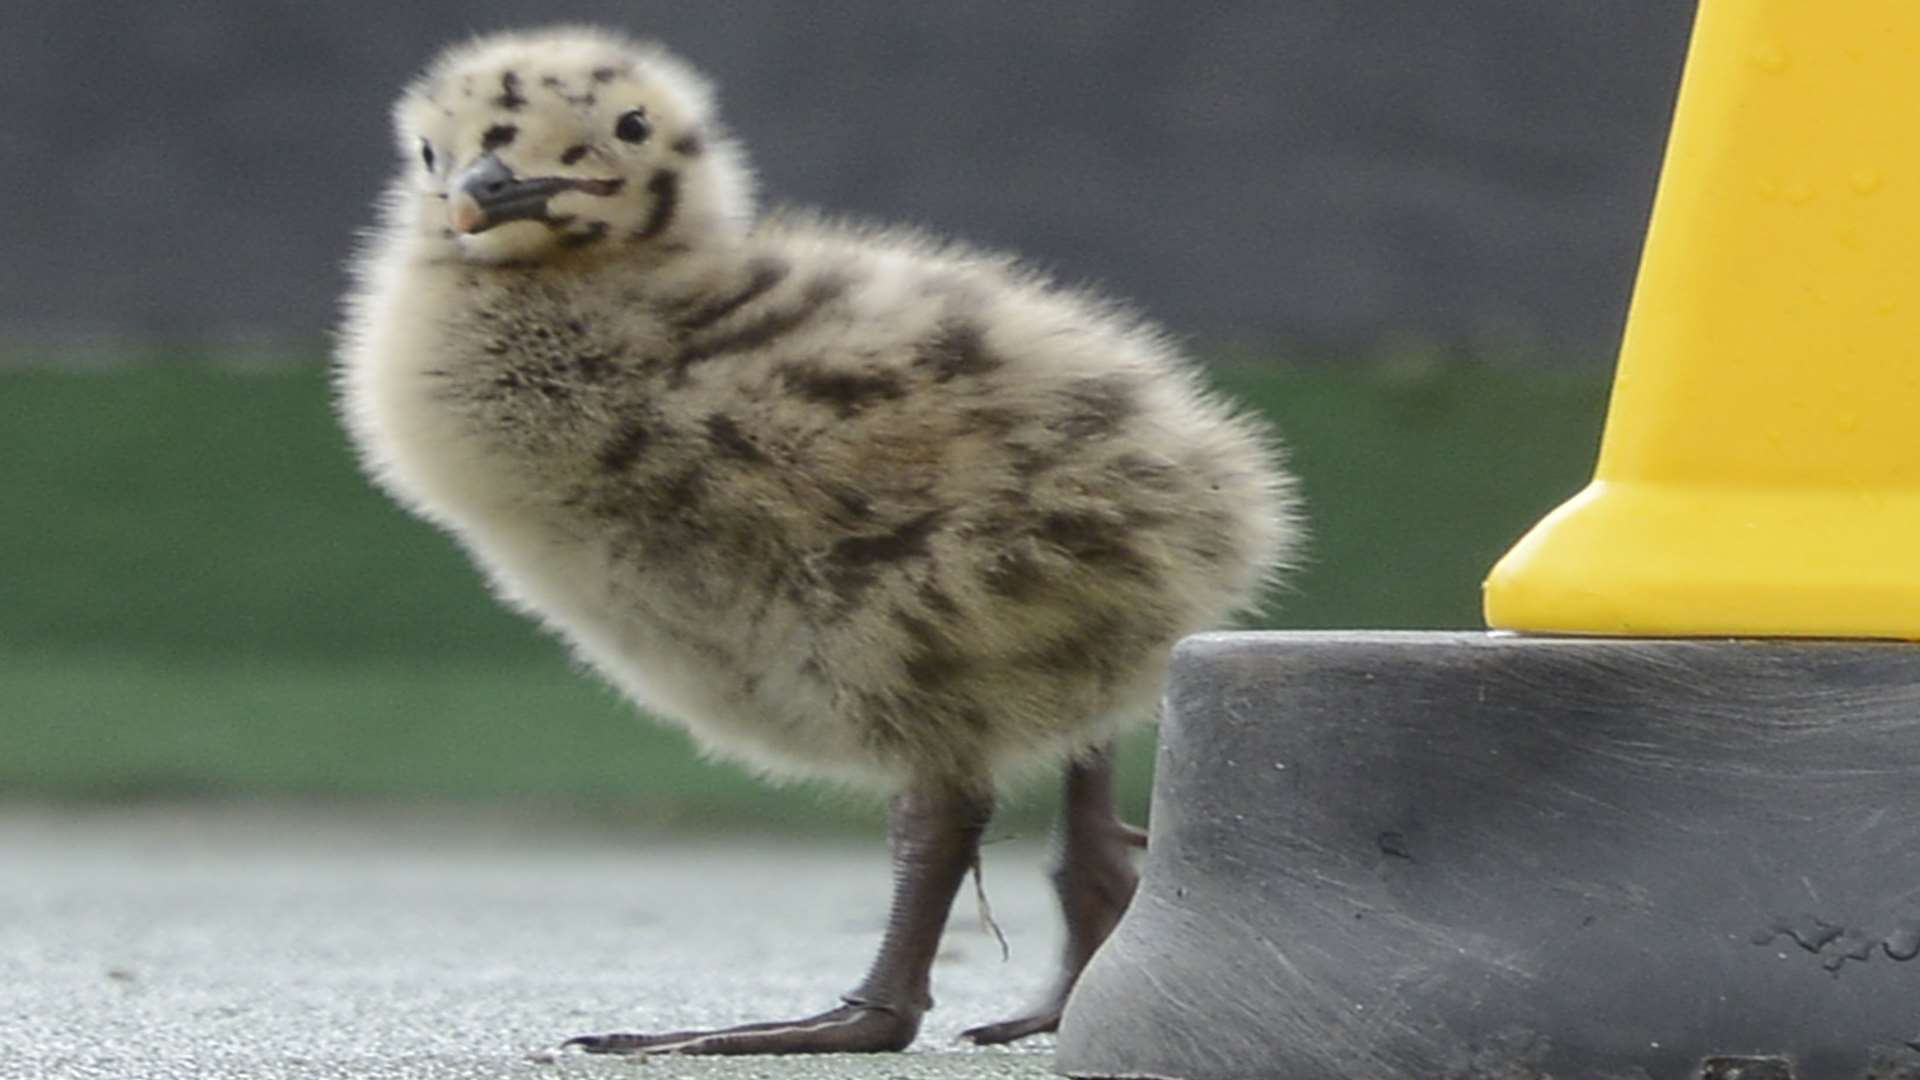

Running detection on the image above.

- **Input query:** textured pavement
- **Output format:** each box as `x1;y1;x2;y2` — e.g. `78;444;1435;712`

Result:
0;806;1066;1080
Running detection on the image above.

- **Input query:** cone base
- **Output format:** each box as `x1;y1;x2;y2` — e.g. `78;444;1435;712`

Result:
1483;479;1920;639
1057;632;1920;1080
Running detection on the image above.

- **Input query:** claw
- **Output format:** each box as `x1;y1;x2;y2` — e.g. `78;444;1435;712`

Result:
561;1033;647;1054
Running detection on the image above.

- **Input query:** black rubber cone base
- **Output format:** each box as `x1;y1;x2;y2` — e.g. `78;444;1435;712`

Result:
1057;632;1920;1080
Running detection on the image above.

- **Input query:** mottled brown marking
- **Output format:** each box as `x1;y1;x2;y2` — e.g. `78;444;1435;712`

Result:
980;547;1046;601
918;580;961;617
1027;628;1113;684
657;467;708;513
824;483;874;519
1039;511;1139;567
675;258;790;331
482;124;518;151
830;510;943;568
494;70;527;110
895;610;966;686
1047;609;1161;690
573;349;617;380
962;406;1023;435
560;144;591;166
671;272;848;382
1009;442;1057;479
671;131;703;157
490;367;570;401
821;510;944;605
704;413;765;462
591;66;619;83
779;363;907;418
598;419;651;472
632;169;679;241
1058;374;1139;438
914;318;1003;382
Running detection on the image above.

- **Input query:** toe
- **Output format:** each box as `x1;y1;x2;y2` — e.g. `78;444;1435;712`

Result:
563;1003;919;1055
960;1008;1061;1045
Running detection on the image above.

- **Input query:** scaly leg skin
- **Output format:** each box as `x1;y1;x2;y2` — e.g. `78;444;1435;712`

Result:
564;785;992;1055
962;743;1145;1045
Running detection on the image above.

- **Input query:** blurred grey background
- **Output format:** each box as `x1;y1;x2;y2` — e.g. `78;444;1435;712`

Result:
0;1;1692;361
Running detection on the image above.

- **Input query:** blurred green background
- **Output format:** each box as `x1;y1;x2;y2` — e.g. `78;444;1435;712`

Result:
0;357;1608;833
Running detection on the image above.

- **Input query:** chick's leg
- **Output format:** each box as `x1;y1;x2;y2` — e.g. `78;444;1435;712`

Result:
565;785;992;1055
961;743;1144;1045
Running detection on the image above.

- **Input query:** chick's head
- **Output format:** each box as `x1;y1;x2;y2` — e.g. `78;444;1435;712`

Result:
392;27;754;264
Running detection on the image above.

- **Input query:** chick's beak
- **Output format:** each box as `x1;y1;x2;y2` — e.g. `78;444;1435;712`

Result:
446;153;625;235
449;154;548;235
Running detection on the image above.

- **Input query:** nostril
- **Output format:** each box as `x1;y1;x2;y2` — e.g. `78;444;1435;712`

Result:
465;155;517;197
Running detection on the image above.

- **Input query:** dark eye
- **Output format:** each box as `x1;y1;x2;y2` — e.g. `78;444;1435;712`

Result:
420;139;436;171
614;108;651;144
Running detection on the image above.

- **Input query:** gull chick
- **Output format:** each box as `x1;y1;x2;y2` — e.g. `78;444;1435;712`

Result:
337;25;1301;1055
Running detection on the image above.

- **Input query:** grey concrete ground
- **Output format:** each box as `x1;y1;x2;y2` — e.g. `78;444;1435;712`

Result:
0;807;1065;1080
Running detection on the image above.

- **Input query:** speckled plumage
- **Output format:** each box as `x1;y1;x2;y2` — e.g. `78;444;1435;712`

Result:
337;27;1300;801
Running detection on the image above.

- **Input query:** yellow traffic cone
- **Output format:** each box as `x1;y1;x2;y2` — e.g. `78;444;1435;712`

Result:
1484;0;1920;639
